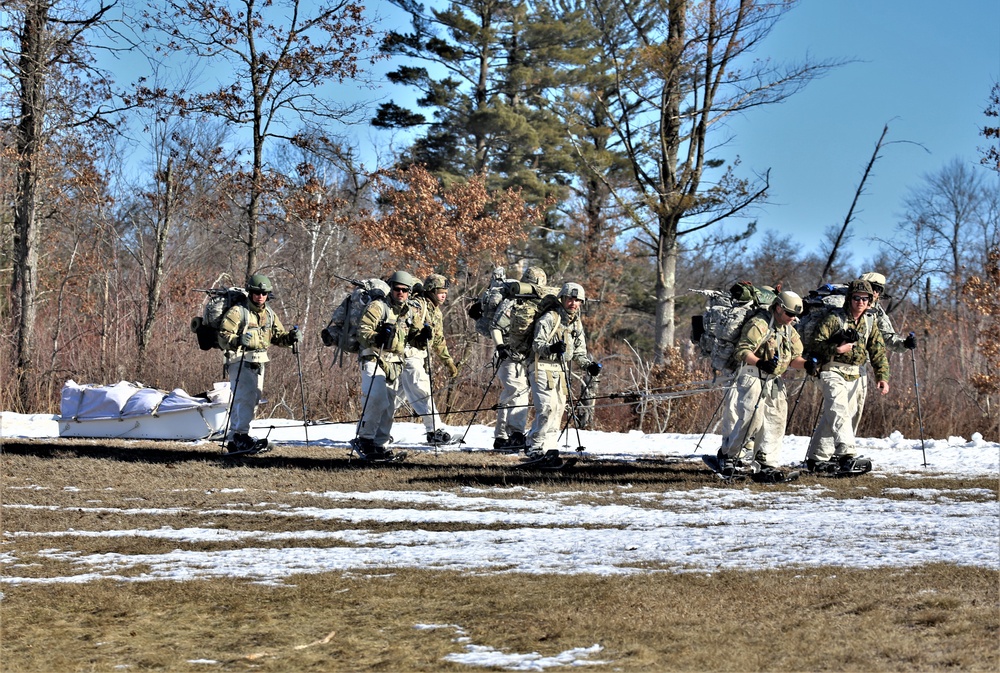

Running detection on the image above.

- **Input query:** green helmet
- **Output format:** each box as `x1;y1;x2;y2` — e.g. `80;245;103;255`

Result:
773;290;803;316
423;274;448;292
521;266;547;286
246;274;273;294
558;282;586;301
387;270;416;290
847;279;874;299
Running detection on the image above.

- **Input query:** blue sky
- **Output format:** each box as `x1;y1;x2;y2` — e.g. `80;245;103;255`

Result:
363;0;999;267
707;0;1000;263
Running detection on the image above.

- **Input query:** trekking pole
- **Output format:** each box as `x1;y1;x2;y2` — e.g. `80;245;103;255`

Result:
457;357;501;446
425;355;439;452
220;351;246;450
558;358;585;451
291;327;309;446
694;376;734;454
908;335;928;466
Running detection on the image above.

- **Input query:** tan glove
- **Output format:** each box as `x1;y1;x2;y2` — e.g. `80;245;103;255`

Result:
445;359;459;378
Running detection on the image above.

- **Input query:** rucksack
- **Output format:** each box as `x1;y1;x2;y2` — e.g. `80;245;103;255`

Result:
505;281;562;358
191;287;249;351
691;281;776;372
321;278;390;365
796;283;875;358
468;268;508;337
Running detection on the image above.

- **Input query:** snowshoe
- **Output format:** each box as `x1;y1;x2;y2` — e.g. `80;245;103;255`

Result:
751;466;800;484
426;429;452;445
225;433;271;456
836;454;873;476
702;453;746;481
349;438;405;463
516;449;573;470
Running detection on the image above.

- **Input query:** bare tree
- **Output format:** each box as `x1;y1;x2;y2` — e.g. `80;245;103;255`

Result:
586;0;841;361
1;0;117;409
142;0;378;280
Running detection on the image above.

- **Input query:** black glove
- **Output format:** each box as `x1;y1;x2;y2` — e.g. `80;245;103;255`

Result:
289;327;301;344
373;323;394;348
410;325;433;349
804;356;820;377
586;361;602;377
834;327;859;346
548;340;566;356
903;332;917;350
496;343;511;361
467;302;483;320
757;357;778;375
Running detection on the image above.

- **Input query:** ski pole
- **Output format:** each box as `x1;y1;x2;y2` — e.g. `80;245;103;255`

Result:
695;377;733;454
558;358;585;451
908;334;928;466
221;351;246;450
458;358;500;445
291;326;309;446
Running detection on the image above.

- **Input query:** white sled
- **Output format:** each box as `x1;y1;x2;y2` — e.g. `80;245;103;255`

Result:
57;380;231;441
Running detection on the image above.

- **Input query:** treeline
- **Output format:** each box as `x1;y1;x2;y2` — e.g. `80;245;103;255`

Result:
0;1;997;442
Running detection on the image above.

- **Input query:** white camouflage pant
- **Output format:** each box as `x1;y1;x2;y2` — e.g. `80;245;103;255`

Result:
358;358;402;446
722;366;788;465
527;362;567;452
396;353;442;433
227;361;265;438
806;372;867;462
496;358;530;439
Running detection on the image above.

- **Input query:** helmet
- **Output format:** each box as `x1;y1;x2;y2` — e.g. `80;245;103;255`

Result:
491;267;506;282
423;274;448;292
859;272;886;292
773;290;803;316
246;274;273;294
521;266;547;286
848;279;874;298
558;282;586;301
387;270;416;289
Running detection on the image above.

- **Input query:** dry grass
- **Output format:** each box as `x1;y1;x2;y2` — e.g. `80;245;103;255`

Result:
2;439;998;672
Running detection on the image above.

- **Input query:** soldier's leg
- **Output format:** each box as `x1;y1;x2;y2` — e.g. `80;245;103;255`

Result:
722;370;762;460
806;372;841;462
400;355;439;432
531;365;566;452
228;362;264;439
358;359;391;443
755;379;787;466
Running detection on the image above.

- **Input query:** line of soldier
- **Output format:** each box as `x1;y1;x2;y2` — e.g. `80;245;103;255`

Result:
216;268;912;471
217;267;599;462
715;271;915;480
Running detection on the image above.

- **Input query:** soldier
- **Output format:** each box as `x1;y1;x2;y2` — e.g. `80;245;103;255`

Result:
489;266;547;451
217;274;300;454
352;270;420;460
805;279;890;474
526;282;601;458
398;273;459;444
859;271;917;353
719;291;806;480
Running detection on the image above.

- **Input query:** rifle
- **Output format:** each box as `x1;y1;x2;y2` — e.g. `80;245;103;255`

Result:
334;273;365;288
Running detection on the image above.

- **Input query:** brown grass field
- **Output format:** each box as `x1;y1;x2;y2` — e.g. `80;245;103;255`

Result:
1;438;998;672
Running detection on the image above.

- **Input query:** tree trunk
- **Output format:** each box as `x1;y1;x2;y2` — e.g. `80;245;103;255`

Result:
654;222;679;362
137;159;173;377
12;1;48;411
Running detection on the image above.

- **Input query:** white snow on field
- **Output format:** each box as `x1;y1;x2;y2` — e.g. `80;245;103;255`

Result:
2;412;998;670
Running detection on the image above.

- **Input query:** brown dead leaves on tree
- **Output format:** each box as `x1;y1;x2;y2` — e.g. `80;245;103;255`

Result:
356;165;540;277
963;246;1000;396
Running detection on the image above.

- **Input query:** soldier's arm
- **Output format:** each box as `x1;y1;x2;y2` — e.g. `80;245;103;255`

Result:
217;307;244;351
733;316;768;365
867;320;890;382
357;302;385;349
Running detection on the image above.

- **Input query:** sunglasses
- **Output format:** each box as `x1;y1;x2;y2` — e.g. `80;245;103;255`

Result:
778;307;799;317
850;295;871;303
250;290;269;296
391;286;410;293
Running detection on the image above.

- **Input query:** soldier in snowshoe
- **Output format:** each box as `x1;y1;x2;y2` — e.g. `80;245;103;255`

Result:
217;274;300;454
526;282;601;457
805;279;890;474
719;291;806;479
489;266;548;451
397;273;459;445
859;271;917;353
353;270;421;460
